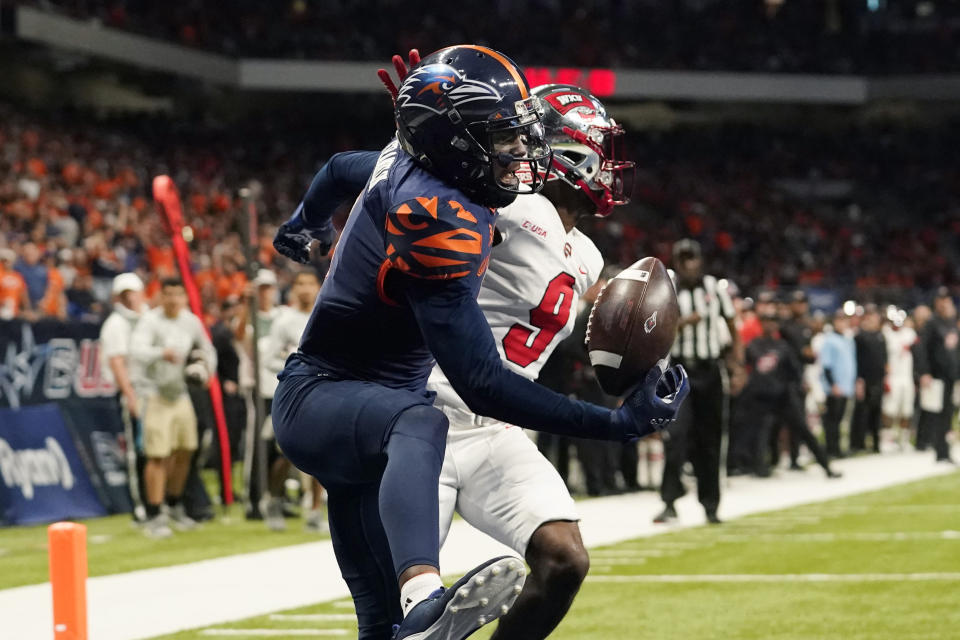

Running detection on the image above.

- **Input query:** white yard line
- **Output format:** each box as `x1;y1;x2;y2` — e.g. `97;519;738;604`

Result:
715;530;960;542
0;449;956;640
587;572;960;583
200;630;349;637
268;614;357;622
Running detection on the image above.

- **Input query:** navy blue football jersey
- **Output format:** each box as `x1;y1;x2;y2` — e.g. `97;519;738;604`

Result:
294;141;495;392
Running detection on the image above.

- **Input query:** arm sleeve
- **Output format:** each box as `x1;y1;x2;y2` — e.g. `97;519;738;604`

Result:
296;151;379;229
385;197;488;280
404;278;620;440
913;326;931;378
820;340;835;385
130;315;164;365
193;316;218;373
260;315;296;374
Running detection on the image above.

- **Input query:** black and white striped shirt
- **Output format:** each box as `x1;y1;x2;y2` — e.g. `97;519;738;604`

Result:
671;274;736;364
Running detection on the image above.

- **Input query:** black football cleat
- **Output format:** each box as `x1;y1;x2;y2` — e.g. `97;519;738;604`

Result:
393;556;525;640
653;504;677;524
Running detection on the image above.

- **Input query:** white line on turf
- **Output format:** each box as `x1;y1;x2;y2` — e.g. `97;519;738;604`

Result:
715;531;960;543
793;504;960;514
200;630;349;636
268;614;356;622
591;549;668;557
589;557;649;565
613;541;704;550
587;573;960;583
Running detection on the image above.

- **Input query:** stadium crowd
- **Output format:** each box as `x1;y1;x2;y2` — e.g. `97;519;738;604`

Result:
2;101;958;323
1;99;958;527
24;0;960;73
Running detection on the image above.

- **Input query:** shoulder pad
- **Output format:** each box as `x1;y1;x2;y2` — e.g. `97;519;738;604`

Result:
385;196;489;280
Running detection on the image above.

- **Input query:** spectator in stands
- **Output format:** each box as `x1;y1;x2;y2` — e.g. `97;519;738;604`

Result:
851;305;888;454
0;248;30;320
15;242;48;310
819;311;857;458
131;278;217;538
914;289;959;464
65;272;103;321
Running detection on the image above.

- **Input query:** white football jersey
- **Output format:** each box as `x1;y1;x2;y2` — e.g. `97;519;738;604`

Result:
883;324;916;382
427;193;603;426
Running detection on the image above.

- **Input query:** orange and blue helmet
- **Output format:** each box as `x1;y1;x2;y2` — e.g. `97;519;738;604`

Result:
395;45;552;208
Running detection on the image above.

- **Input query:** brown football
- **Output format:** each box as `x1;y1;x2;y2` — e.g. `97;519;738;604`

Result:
585;257;680;396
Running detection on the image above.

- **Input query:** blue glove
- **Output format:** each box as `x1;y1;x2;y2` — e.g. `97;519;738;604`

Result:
273;205;335;264
614;362;689;442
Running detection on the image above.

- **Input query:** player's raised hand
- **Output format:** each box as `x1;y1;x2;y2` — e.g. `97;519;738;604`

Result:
615;363;689;442
377;49;421;103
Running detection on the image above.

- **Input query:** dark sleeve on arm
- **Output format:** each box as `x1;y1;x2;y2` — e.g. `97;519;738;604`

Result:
913;326;931;378
405;278;620;440
823;367;835;386
299;151;379;228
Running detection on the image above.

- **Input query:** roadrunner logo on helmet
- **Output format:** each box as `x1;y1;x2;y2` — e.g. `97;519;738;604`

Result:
394;45;552;209
534;84;636;216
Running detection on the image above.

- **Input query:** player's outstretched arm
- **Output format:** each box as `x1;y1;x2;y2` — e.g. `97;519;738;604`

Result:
274;151;379;263
406;278;689;442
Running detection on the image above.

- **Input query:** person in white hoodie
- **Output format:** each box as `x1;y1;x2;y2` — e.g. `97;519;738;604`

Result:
99;272;147;520
131;278;216;538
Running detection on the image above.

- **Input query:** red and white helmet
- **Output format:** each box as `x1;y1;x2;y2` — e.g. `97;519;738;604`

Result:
531;84;635;216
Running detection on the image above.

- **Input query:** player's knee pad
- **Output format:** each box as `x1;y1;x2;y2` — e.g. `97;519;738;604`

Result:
390;404;449;455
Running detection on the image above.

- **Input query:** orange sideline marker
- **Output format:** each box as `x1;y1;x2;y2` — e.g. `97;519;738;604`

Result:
48;522;88;640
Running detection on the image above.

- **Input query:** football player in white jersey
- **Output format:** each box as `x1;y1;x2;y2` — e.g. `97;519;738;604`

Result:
882;308;918;450
306;62;634;639
424;84;627;640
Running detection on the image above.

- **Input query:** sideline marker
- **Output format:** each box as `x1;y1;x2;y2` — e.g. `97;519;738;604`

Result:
48;522;88;640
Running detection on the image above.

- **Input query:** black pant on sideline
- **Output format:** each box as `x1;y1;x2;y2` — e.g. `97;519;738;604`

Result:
822;395;848;457
851;383;884;452
931;381;956;461
660;361;724;514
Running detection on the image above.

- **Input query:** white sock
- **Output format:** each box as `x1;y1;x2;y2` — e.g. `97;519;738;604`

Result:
400;572;443;617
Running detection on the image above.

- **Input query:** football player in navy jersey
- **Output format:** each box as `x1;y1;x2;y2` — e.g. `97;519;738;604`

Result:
272;45;689;640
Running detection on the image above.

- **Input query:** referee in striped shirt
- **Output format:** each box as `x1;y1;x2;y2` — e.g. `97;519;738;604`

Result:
654;239;742;525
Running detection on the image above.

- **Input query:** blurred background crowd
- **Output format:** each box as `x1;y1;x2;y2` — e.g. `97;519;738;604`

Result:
2;0;959;525
26;0;960;73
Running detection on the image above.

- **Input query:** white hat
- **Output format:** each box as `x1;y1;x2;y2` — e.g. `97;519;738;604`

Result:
112;272;144;295
253;268;278;287
0;248;15;264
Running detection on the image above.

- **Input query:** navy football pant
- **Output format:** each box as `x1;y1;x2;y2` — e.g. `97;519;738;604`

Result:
273;372;449;640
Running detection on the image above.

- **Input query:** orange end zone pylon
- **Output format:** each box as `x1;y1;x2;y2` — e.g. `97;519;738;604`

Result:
48;522;88;640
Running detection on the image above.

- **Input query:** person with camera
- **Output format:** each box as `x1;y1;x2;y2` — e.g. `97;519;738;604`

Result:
131;278;217;537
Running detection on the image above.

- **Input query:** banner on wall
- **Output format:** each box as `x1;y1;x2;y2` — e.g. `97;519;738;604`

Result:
0;404;107;525
0;318;115;409
60;398;133;515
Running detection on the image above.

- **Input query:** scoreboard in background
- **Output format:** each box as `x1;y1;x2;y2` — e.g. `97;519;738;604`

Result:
525;68;616;97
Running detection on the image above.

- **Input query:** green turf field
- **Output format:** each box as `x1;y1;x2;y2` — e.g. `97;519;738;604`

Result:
150;471;960;640
0;502;328;590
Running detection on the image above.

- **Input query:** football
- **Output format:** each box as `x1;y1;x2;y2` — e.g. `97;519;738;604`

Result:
585;257;680;396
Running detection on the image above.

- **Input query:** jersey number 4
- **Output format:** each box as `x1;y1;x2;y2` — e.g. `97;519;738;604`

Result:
503;273;576;367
